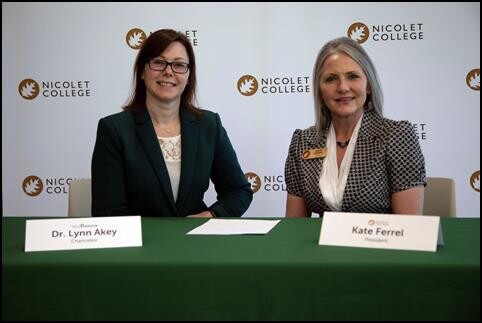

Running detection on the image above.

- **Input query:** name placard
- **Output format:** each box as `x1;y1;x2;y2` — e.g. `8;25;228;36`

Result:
319;212;441;252
25;216;142;252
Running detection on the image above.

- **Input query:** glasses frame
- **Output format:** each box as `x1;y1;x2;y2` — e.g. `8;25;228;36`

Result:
147;59;191;74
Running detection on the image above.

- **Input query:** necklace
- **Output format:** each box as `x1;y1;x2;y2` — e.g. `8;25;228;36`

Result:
336;139;350;148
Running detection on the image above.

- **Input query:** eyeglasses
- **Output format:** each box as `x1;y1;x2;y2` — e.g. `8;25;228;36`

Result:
148;59;190;74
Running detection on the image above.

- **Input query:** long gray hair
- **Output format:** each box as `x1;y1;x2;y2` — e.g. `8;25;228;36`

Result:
312;37;383;135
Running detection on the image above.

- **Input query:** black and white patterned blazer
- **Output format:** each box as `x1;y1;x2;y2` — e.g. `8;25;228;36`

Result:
285;110;426;216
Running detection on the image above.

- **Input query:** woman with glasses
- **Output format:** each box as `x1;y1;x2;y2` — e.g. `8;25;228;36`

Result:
284;37;426;217
92;29;252;217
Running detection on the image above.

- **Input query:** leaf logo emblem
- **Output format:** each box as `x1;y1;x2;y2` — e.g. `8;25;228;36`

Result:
22;175;43;196
347;22;369;44
18;79;40;100
237;75;259;96
245;172;261;193
470;171;480;192
466;69;480;91
126;28;147;50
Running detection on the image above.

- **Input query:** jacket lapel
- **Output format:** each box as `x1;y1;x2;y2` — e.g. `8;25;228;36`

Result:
305;128;331;211
342;111;385;209
134;109;177;213
176;109;199;210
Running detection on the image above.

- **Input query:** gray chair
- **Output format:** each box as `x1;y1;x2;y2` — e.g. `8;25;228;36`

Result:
423;177;456;217
68;178;92;217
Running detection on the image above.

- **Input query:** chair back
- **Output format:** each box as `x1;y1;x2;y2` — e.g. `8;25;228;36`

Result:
68;178;92;217
423;177;456;217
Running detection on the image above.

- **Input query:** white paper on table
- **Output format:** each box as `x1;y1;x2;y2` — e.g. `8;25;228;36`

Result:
187;219;280;235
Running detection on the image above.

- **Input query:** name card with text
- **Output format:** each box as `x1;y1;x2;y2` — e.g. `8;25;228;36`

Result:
25;216;142;252
319;212;441;252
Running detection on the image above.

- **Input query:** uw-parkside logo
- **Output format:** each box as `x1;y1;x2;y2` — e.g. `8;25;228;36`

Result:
125;28;199;50
237;74;310;96
470;170;480;192
466;69;480;91
18;78;92;100
22;176;74;196
244;172;286;193
348;21;423;44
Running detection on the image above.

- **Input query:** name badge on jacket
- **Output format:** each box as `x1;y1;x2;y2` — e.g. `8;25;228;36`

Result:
302;148;327;160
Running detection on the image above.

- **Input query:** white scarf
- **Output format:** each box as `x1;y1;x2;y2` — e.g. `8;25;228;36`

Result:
320;114;363;211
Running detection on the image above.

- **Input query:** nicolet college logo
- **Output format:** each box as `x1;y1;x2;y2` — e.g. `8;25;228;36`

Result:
22;175;43;197
126;28;199;50
245;173;286;193
347;22;369;44
18;79;92;100
237;74;310;96
126;28;147;50
18;79;40;100
245;172;261;193
237;75;259;96
470;170;480;192
466;69;480;91
348;21;424;43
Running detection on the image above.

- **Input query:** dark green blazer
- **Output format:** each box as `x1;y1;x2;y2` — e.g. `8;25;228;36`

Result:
91;108;252;217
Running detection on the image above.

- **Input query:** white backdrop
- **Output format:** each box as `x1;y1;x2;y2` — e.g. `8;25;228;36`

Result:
2;2;480;217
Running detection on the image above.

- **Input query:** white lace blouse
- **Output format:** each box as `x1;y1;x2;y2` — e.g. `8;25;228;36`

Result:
157;135;181;201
